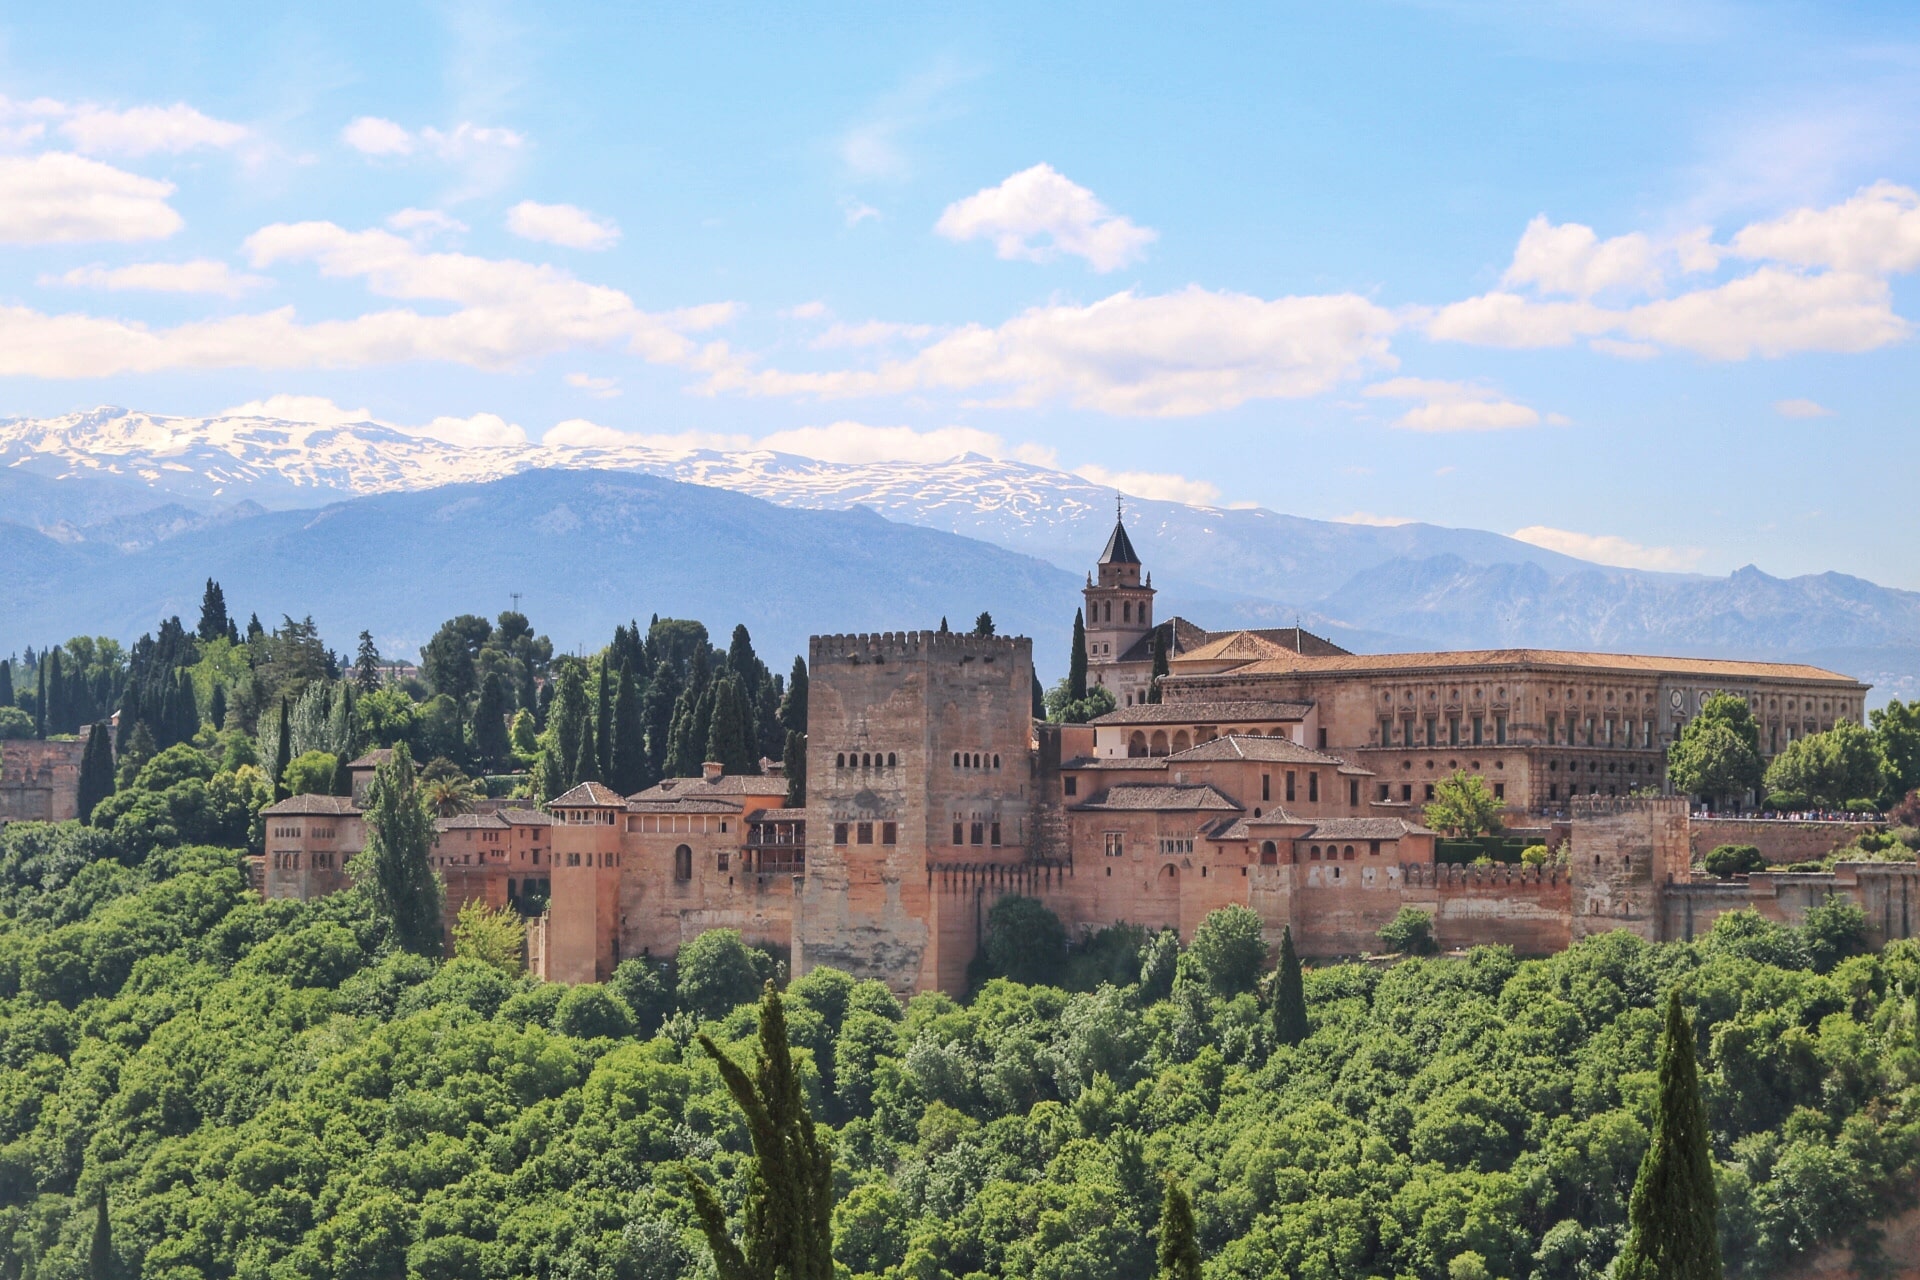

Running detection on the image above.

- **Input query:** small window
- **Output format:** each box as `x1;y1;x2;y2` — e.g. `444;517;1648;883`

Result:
990;822;1001;846
970;822;984;846
857;822;873;845
1309;773;1319;803
1401;784;1413;802
992;754;1000;769
1104;832;1124;857
887;752;897;767
882;822;897;844
833;822;849;845
1064;776;1078;797
1286;771;1296;802
836;753;845;768
1262;773;1270;802
953;752;960;767
1310;845;1321;860
717;851;730;872
674;845;692;880
1349;779;1359;806
1493;782;1505;800
953;822;964;845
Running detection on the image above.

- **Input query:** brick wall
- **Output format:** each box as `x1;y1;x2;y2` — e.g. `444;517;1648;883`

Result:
1690;817;1883;864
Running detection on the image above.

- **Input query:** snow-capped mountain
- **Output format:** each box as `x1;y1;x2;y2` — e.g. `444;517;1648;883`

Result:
4;406;1919;702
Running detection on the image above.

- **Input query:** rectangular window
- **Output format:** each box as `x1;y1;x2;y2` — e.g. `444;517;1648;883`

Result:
953;822;964;846
882;822;897;844
1402;783;1413;801
1104;832;1124;857
1424;783;1435;801
1472;715;1483;745
1585;717;1595;746
1064;776;1078;797
856;822;873;845
1158;837;1194;856
1426;717;1437;746
1318;728;1328;749
1449;718;1460;746
717;851;730;872
1549;783;1558;800
1545;713;1557;744
1378;783;1389;801
1380;717;1392;745
1285;771;1296;802
1262;773;1271;802
1349;779;1360;806
1493;782;1505;800
990;822;1001;846
834;822;849;845
1308;773;1319;802
1495;716;1507;745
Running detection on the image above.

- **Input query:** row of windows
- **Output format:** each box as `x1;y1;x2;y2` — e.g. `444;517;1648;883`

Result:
1378;781;1509;802
1381;715;1510;747
1158;837;1194;856
270;850;336;870
833;821;898;845
953;752;1002;770
1088;598;1149;625
953;821;1002;846
837;751;896;768
565;851;620;868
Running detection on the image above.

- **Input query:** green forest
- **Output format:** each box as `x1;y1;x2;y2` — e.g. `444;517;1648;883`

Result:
0;806;1916;1280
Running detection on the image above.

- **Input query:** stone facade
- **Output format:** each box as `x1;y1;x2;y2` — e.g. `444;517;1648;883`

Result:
0;740;85;823
1689;816;1884;865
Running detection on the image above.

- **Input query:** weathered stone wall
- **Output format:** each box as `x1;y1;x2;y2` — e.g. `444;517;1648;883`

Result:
547;806;624;983
0;740;84;823
1689;817;1883;864
1408;863;1573;953
1569;794;1690;942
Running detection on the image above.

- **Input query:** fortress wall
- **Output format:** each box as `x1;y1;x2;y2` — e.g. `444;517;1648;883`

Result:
1569;795;1690;942
1406;862;1573;953
0;740;85;823
1689;817;1883;864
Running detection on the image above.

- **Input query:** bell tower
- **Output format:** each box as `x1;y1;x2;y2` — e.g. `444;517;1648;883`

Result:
1083;499;1155;680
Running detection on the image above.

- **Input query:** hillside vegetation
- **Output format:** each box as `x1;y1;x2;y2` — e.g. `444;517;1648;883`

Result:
0;819;1916;1280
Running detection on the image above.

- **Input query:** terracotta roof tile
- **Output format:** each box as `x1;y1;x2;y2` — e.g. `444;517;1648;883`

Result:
1073;783;1242;812
630;774;789;800
260;794;361;816
1168;735;1361;768
549;781;628;807
1089;700;1314;726
1187;647;1863;684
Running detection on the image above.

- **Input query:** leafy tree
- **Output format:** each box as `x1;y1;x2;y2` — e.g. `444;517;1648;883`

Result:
1869;697;1920;805
678;928;764;1020
1069;608;1089;701
1765;721;1888;808
1156;1178;1202;1280
983;895;1068;986
1668;694;1764;808
196;578;230;643
1425;769;1505;837
554;983;637;1039
356;742;444;957
354;629;383;692
1272;923;1308;1045
972;611;995;637
421;614;493;703
0;706;29;739
1190;904;1267;995
1614;990;1721;1280
1703;844;1767;877
1139;927;1180;1001
1800;895;1869;973
1380;906;1438;955
687;982;835;1280
1045;679;1117;725
471;672;514;773
509;708;538;759
282;750;339;797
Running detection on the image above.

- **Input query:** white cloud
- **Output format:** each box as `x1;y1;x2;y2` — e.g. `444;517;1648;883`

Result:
0;152;181;243
842;198;881;226
565;371;621;398
754;421;1049;465
784;300;830;319
341;117;524;163
414;412;526;448
1072;463;1220;505
59;103;248;156
386;208;468;237
216;395;372;423
1730;181;1920;275
0;221;730;378
710;286;1397;416
341;116;415;157
1510;525;1704;572
810;320;936;349
46;259;266;296
506;200;620;251
1775;397;1834;418
1363;377;1544;431
935;164;1157;272
1503;216;1663;297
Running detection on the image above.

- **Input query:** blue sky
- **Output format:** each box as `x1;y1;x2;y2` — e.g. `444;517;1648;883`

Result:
3;1;1919;585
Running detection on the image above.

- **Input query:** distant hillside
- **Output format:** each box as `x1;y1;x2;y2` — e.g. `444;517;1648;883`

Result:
0;470;1081;670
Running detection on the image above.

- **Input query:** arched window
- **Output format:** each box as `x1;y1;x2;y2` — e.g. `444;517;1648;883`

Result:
887;752;896;767
674;845;692;881
1123;601;1131;622
1171;730;1191;753
861;752;870;768
1260;841;1278;866
1310;845;1321;859
992;754;1000;769
953;752;960;767
1149;729;1169;756
836;753;845;767
1343;845;1355;860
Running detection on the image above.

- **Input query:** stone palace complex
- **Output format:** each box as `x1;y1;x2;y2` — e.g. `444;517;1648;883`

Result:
249;514;1915;994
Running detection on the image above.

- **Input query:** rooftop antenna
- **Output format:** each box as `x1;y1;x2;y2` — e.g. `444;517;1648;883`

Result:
509;591;523;612
1116;494;1123;523
1295;616;1302;653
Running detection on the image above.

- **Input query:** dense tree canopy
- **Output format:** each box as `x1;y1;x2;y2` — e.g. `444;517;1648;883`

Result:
1668;695;1765;809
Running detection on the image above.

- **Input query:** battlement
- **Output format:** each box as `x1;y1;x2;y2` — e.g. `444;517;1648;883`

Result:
1570;793;1687;819
1404;862;1566;890
810;631;1032;664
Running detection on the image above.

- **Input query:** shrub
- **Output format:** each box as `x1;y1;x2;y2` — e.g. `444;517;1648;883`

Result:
675;928;762;1020
553;983;637;1039
983;895;1068;987
1188;905;1267;995
1379;907;1437;955
1704;843;1767;877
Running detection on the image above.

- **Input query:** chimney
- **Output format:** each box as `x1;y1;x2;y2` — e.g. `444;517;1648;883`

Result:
702;761;724;782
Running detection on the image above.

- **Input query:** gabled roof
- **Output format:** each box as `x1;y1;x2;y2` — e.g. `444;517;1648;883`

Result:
630;773;788;800
1073;783;1242;813
436;812;507;831
550;781;627;807
625;797;742;815
1199;647;1862;684
261;794;361;816
1293;817;1437;840
1098;517;1140;566
1169;734;1359;769
346;749;394;769
1176;631;1296;665
1089;700;1314;727
497;807;553;827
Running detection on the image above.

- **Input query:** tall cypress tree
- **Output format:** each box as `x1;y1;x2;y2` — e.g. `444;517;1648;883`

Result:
0;657;13;709
608;662;646;795
89;1192;113;1280
537;664;592;800
472;672;513;773
44;649;66;736
1272;924;1308;1046
1615;989;1722;1280
1155;1178;1202;1280
272;697;293;799
642;659;680;786
1148;630;1169;703
77;723;115;825
34;656;47;739
594;659;612;778
357;743;445;957
779;657;809;736
574;713;601;785
354;630;383;692
1032;673;1045;720
208;682;227;733
706;675;755;774
197;578;230;643
687;983;834;1280
1069;608;1089;701
783;729;806;807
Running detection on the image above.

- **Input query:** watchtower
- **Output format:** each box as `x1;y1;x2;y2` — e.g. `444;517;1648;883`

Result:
1083;504;1155;674
796;630;1035;994
1568;794;1689;941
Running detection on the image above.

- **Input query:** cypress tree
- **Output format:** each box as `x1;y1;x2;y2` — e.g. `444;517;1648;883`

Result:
354;630;383;692
272;697;293;799
34;656;46;738
574;713;601;785
1272;924;1308;1046
90;1192;113;1280
0;657;12;708
197;578;230;643
208;682;227;733
973;611;995;637
686;982;834;1280
46;649;68;736
472;672;513;773
938;616;950;634
1069;608;1089;701
706;675;753;774
784;729;806;807
1032;673;1045;720
779;657;809;737
608;662;646;795
728;624;759;679
594;659;612;778
173;669;199;743
1149;630;1169;703
642;659;679;786
77;723;115;825
539;664;591;800
116;723;155;791
1155;1178;1202;1280
357;743;445;957
246;612;264;640
1614;989;1722;1280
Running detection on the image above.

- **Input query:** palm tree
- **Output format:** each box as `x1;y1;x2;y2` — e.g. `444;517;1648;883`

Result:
420;756;479;817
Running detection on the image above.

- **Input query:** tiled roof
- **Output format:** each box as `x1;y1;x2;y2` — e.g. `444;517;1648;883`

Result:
1089;700;1314;727
550;781;628;807
1115;619;1345;666
1175;631;1296;665
1293;817;1437;840
436;812;507;831
1098;517;1140;566
346;749;394;769
261;794;361;816
1196;648;1863;684
630;773;788;800
497;807;553;827
1061;756;1171;771
1169;735;1359;768
625;797;742;815
743;807;807;822
1073;784;1242;813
